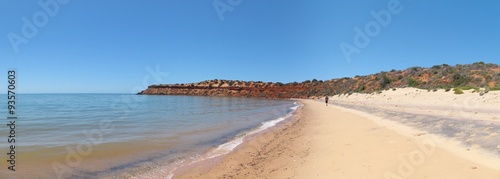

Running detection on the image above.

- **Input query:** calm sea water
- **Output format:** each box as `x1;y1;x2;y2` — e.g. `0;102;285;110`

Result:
0;94;298;178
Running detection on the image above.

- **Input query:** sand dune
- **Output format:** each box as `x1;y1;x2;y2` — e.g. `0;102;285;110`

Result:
332;88;500;122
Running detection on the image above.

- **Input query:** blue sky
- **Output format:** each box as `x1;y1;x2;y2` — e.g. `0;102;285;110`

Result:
1;0;499;93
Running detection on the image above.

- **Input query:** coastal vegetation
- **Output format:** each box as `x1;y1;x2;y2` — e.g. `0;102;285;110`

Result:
139;62;500;98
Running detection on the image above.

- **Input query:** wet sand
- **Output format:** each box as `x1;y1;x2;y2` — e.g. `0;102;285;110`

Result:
176;98;499;178
332;88;500;157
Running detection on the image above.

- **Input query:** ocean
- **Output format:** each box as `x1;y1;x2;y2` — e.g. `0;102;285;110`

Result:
0;94;299;178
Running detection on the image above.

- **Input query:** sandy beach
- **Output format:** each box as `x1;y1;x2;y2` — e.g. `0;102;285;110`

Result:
176;88;500;178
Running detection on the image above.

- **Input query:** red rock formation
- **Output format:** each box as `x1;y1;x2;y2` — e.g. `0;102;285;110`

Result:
138;83;311;99
138;62;500;99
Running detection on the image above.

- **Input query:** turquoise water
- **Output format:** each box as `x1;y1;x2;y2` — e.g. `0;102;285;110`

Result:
0;94;298;178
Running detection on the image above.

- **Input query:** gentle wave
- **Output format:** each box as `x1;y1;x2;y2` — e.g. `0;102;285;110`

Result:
1;95;297;178
161;102;302;179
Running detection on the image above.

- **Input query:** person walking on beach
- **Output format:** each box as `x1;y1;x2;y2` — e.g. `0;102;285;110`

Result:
325;96;329;106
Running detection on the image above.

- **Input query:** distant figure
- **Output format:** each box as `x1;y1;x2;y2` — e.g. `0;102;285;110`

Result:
325;96;329;106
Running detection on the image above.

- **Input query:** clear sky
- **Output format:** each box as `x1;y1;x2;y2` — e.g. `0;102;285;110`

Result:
1;0;499;93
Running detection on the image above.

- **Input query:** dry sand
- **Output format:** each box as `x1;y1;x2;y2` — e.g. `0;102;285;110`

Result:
176;89;500;178
331;88;500;158
331;88;500;123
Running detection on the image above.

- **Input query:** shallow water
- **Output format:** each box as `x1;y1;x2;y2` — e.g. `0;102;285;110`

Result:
0;94;297;178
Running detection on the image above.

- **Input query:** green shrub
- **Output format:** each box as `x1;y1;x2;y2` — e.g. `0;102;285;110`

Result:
452;73;470;87
489;86;500;91
485;75;493;81
381;75;392;88
473;61;485;65
460;86;478;91
357;85;366;92
407;78;418;87
454;88;464;94
432;65;441;69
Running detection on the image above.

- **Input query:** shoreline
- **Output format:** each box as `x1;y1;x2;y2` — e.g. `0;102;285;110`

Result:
170;109;300;178
176;99;500;178
129;101;301;178
175;101;308;179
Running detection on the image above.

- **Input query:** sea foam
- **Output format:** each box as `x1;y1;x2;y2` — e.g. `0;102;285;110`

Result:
164;102;302;179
